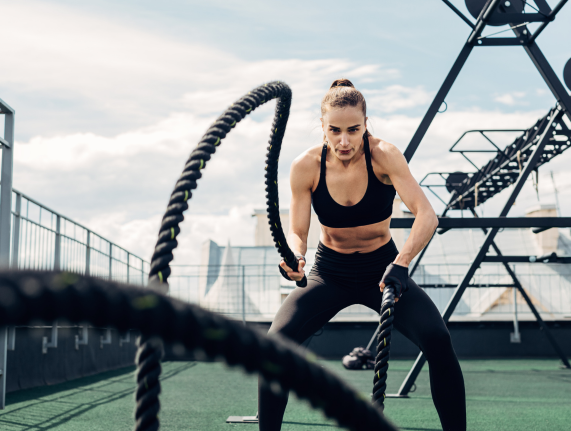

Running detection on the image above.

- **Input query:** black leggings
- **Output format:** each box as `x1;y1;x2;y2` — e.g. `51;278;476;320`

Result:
259;240;466;431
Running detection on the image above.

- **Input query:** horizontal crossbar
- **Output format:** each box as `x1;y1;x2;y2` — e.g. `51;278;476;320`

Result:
487;13;547;25
0;137;10;149
390;217;571;229
483;254;571;263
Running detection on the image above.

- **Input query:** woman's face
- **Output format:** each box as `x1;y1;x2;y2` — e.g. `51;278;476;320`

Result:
321;105;367;162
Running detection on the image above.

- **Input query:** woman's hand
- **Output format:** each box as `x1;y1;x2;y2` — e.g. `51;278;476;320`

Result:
379;262;410;303
279;259;306;282
379;281;399;303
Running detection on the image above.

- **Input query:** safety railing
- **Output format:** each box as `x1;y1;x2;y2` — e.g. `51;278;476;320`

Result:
10;189;149;284
169;263;571;322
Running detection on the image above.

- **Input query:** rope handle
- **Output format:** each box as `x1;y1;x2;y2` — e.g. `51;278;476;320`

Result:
373;282;396;409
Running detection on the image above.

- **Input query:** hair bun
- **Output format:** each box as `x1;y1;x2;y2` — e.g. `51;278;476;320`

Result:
330;78;354;89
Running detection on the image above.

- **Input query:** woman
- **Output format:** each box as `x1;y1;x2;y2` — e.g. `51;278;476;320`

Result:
260;79;466;431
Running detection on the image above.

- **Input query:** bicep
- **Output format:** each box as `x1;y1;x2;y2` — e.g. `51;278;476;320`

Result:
289;161;313;237
385;149;433;216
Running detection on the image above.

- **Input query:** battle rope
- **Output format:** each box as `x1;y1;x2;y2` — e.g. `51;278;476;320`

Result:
372;284;396;409
136;81;309;430
0;270;398;431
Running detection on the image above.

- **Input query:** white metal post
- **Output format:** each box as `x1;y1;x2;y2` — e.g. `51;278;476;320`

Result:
511;265;521;343
0;98;15;410
11;192;21;269
85;230;91;276
54;215;61;271
109;243;113;280
242;265;246;326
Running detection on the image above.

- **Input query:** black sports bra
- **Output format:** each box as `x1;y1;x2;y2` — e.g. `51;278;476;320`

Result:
311;136;396;228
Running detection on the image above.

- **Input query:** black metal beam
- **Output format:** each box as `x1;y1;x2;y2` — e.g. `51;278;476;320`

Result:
441;0;475;29
477;37;525;46
483;255;571;263
529;0;568;43
403;44;473;162
403;0;503;162
513;25;571;121
418;283;516;288
390;217;571;229
487;13;547;24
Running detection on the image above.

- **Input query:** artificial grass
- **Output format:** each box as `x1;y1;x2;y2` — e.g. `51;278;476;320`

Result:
1;359;569;430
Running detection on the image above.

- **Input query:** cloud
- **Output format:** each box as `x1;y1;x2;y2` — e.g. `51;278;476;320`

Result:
364;85;434;113
494;92;526;106
7;1;570;283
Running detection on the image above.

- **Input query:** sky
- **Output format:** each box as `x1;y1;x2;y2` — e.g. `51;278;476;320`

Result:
2;0;571;266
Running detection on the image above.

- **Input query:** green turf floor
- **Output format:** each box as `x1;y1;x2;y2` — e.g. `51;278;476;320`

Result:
2;359;570;430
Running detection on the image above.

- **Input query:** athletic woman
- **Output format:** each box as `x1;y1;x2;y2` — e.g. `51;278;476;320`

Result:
259;79;466;431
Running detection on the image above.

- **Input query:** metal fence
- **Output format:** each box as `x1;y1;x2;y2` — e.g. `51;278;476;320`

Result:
169;263;571;322
10;189;149;284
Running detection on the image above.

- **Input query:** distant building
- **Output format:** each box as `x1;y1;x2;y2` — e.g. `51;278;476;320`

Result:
191;201;571;322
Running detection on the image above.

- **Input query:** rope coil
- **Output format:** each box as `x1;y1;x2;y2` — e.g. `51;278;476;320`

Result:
0;270;398;431
137;81;309;429
373;285;396;409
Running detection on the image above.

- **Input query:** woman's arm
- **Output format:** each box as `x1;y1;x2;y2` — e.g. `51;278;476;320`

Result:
279;154;315;281
377;142;439;267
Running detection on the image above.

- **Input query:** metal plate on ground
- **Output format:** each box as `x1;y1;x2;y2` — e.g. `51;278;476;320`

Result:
226;416;259;423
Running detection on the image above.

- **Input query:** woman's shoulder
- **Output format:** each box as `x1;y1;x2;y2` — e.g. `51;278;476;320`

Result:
368;136;404;166
291;143;324;172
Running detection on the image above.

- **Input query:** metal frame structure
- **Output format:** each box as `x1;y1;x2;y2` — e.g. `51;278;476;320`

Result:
387;0;571;398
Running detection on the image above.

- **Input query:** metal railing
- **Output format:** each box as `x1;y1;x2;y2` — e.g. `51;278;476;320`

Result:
10;189;149;283
169;262;571;322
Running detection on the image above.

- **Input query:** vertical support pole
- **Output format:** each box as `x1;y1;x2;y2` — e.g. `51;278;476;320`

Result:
141;258;144;285
0;329;6;410
85;231;91;276
6;328;15;351
510;267;521;343
11;192;21;269
54;215;61;271
0;99;15;410
108;243;112;281
242;265;246;326
127;252;130;284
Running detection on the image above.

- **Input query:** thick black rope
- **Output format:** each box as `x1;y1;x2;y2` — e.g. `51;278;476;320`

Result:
136;81;308;430
0;270;398;431
373;285;396;409
262;85;307;287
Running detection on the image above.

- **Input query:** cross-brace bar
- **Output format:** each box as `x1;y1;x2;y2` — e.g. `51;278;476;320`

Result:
390;216;571;229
